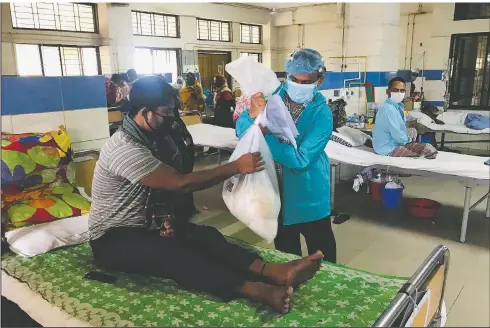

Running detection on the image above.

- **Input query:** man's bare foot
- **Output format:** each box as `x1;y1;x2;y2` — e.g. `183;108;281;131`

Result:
239;282;293;314
262;251;324;286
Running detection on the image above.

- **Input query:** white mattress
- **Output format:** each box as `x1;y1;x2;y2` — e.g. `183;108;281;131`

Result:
188;124;489;181
2;271;91;327
326;142;489;181
187;123;239;150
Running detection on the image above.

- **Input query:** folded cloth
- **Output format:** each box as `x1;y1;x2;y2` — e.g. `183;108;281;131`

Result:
464;114;490;130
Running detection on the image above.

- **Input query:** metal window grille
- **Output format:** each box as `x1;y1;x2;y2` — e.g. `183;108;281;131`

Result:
15;44;100;76
133;48;181;83
10;2;97;32
197;18;231;42
240;24;261;44
240;52;262;63
132;11;179;38
454;3;490;21
448;32;490;110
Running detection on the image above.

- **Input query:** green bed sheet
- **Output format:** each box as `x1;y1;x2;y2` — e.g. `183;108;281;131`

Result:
2;241;406;327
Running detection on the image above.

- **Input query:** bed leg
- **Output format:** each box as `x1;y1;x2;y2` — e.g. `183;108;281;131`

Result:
460;186;472;243
217;149;221;164
485;191;490;219
330;164;337;209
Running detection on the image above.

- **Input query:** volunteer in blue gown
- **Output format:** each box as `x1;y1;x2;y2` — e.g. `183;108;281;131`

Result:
236;48;336;262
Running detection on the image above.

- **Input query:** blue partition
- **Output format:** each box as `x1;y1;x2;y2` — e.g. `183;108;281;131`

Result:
1;76;107;115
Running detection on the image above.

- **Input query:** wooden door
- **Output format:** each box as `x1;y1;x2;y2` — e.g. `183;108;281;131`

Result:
197;52;231;90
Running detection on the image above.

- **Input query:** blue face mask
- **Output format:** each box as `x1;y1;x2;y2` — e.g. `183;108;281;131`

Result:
286;79;317;104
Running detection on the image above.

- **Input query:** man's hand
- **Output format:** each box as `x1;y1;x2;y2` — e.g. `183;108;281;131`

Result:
249;92;266;118
235;152;264;174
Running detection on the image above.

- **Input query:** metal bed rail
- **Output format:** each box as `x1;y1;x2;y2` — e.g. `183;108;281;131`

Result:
373;245;450;327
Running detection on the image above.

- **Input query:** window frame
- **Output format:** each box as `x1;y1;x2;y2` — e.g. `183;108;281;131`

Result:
240;52;263;63
15;43;102;77
240;23;262;45
10;2;99;34
453;3;490;21
196;18;232;43
133;47;182;78
447;32;490;111
131;10;180;38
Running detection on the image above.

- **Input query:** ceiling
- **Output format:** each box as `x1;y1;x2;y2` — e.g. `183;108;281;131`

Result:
238;2;324;10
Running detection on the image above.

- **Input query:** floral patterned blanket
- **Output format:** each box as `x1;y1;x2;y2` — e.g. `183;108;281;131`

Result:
2;241;406;327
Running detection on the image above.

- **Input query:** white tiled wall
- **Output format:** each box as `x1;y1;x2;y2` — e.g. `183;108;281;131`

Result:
1;115;14;134
64;108;110;144
1;107;110;151
10;111;65;134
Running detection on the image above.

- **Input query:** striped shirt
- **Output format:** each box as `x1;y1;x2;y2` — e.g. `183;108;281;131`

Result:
88;130;163;240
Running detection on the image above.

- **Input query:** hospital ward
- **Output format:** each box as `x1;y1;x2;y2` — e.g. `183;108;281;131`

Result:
1;2;490;327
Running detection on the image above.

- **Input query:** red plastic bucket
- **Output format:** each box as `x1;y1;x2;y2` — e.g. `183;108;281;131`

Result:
405;198;441;218
370;179;383;201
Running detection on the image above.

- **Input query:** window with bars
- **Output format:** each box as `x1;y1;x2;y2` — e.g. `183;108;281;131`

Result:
131;11;179;38
10;2;97;33
197;18;231;42
133;48;180;83
240;52;262;63
15;44;100;76
454;3;490;21
240;24;261;44
448;33;489;110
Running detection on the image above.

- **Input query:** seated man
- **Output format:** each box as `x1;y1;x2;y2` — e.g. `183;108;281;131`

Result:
89;76;324;314
373;77;438;159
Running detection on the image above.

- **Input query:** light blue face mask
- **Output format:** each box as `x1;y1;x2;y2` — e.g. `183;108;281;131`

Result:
286;78;317;104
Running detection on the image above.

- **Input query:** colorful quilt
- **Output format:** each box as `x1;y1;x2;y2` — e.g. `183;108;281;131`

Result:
1;127;90;230
2;240;406;327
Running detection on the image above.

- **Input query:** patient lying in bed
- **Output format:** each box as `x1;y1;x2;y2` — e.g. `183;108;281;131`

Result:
373;77;438;159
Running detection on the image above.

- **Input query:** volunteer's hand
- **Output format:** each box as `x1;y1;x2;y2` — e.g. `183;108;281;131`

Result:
235;152;264;174
249;92;266;119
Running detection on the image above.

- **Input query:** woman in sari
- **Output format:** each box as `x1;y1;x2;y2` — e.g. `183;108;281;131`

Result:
179;72;206;113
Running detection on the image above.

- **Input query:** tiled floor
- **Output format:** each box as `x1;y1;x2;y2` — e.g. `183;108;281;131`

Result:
192;153;490;327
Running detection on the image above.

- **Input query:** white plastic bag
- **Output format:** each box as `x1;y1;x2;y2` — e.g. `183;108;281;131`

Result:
222;116;280;242
226;57;298;147
262;95;299;148
225;56;280;97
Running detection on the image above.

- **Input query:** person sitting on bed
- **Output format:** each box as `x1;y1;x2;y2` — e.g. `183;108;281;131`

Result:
372;77;438;159
236;48;338;262
88;76;324;314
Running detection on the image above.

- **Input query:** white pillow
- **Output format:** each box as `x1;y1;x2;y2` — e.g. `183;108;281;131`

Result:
4;215;89;257
337;126;372;147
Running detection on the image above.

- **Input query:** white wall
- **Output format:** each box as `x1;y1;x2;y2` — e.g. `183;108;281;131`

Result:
272;4;342;71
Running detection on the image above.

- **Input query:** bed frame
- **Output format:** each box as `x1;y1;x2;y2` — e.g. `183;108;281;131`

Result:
330;163;490;243
373;244;450;327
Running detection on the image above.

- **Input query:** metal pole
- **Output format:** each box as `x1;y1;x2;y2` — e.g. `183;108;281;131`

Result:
330;164;337;209
460;186;472;243
486;190;490;218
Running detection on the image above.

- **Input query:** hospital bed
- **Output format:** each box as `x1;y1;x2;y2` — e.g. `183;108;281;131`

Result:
2;141;452;327
1;236;449;327
407;111;490;149
186;123;490;243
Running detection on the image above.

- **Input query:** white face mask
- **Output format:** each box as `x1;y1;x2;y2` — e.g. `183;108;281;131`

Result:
390;92;405;103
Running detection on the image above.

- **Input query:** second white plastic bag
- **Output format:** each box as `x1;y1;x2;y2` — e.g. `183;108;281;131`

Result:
222;116;280;243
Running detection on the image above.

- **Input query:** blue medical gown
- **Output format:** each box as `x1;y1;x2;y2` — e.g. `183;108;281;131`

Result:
235;89;333;226
372;98;411;155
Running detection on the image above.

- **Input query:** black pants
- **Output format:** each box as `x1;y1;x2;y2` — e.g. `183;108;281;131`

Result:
274;217;337;263
90;223;261;300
